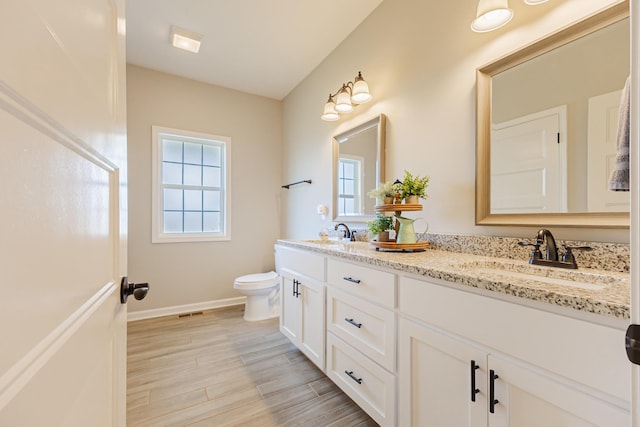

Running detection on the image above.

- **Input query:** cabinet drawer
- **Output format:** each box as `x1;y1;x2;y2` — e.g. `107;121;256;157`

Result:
326;333;395;427
327;258;395;307
327;287;395;371
275;245;325;281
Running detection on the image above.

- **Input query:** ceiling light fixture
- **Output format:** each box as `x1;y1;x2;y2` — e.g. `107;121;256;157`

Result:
170;26;203;53
524;0;549;4
321;72;372;121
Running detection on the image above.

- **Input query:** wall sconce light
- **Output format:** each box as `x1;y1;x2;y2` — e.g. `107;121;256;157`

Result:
321;72;372;121
471;0;548;33
170;26;203;53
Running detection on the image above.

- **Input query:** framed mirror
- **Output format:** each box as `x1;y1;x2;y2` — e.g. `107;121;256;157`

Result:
332;114;386;222
476;2;629;228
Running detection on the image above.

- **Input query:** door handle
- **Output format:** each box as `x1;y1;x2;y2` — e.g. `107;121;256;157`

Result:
489;369;499;413
120;276;150;304
292;279;300;298
470;360;480;402
626;324;640;365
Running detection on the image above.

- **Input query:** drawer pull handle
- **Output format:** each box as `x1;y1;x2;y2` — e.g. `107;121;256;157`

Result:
489;369;499;413
344;317;362;328
343;276;361;284
470;360;480;402
345;370;363;384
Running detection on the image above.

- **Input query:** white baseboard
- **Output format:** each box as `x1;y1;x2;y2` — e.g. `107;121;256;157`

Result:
127;296;247;322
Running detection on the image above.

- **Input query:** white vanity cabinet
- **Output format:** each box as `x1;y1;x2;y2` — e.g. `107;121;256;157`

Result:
398;275;630;427
325;258;397;427
275;245;325;370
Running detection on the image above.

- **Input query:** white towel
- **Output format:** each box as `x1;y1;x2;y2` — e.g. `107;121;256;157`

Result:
609;76;631;191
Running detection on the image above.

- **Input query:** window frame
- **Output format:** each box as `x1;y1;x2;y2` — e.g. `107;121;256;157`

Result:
337;154;364;216
151;126;231;243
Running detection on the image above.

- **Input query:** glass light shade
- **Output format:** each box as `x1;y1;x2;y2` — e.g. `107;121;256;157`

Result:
321;97;340;121
335;86;354;113
524;0;548;4
351;78;371;104
471;0;513;32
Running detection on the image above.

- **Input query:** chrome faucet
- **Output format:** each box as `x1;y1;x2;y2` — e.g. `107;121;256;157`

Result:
518;229;592;269
334;223;351;239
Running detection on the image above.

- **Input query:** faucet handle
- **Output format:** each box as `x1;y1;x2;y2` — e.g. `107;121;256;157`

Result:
561;245;592;263
518;241;542;262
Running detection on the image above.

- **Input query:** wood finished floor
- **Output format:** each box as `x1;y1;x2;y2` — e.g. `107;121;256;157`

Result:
127;305;377;427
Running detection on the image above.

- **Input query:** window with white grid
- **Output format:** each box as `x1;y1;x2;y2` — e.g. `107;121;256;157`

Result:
152;126;231;243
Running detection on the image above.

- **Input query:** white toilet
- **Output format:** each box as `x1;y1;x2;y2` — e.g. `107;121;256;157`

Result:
233;271;280;321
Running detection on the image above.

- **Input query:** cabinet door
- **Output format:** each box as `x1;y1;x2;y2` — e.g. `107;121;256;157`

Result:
488;355;629;427
280;274;299;343
398;318;487;427
299;280;325;370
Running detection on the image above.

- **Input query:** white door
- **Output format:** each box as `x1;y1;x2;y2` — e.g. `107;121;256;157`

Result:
0;1;128;426
298;279;325;370
587;90;631;212
488;355;628;427
398;318;487;427
280;273;300;343
491;106;567;213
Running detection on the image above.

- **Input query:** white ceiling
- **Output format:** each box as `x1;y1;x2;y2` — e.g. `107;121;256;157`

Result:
126;0;384;100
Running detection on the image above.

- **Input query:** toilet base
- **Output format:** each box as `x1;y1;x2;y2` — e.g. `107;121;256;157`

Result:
243;294;280;321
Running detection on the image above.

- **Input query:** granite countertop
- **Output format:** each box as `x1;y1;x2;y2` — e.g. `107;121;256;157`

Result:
276;239;630;320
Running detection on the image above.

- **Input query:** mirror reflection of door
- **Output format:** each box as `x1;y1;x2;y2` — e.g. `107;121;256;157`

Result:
587;90;631;212
337;155;365;216
491;106;567;213
488;16;629;215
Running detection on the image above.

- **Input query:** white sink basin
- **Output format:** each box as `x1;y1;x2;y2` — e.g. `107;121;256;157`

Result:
456;260;625;291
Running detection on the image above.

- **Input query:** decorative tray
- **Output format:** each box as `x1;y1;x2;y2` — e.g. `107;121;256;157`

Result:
374;204;423;212
370;239;430;252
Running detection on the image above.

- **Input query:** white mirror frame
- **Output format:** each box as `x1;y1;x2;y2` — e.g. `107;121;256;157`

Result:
332;114;386;223
476;1;629;228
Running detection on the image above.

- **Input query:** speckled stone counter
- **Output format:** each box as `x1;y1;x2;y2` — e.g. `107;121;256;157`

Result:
276;239;630;320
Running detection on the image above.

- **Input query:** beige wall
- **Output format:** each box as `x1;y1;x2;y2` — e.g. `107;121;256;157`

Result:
281;0;629;243
127;65;282;313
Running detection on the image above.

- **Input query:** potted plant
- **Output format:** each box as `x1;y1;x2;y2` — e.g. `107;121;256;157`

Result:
398;170;430;204
367;181;398;205
367;213;394;242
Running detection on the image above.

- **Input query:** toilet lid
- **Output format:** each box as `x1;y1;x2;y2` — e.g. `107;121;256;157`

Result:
235;271;279;284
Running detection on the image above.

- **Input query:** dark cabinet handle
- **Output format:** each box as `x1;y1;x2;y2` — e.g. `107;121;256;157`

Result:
470;360;480;402
292;279;300;298
345;370;363;384
343;276;361;284
344;317;362;328
489;369;499;413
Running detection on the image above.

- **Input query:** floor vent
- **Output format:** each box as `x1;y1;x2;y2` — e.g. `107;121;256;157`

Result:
178;311;204;318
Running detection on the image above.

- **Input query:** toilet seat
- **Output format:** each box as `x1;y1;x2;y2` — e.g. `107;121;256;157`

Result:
234;271;279;289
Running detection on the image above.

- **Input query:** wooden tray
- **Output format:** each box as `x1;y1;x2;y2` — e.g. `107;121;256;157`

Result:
375;204;422;212
370;239;430;252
